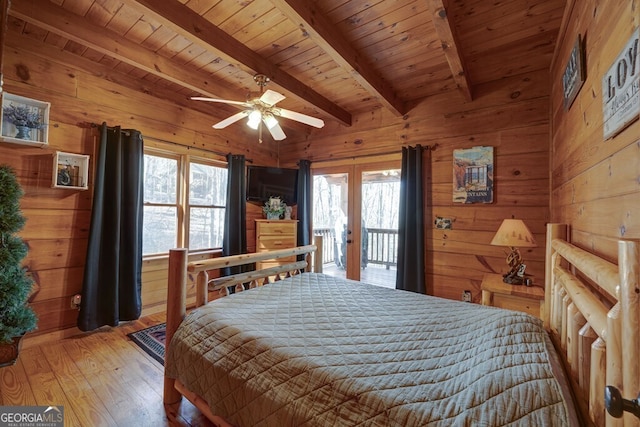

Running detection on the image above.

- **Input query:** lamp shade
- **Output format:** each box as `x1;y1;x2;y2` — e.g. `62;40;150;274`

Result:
490;219;537;248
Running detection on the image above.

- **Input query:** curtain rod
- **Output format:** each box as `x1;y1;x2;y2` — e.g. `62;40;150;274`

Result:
309;143;437;164
88;122;252;163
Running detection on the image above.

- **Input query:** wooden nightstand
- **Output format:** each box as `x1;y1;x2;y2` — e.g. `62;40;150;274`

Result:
481;273;545;319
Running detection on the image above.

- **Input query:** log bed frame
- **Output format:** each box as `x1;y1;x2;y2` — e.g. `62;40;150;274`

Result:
163;224;640;426
545;223;640;427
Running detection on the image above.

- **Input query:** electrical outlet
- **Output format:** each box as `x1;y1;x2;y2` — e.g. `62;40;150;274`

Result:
71;294;81;309
462;290;472;302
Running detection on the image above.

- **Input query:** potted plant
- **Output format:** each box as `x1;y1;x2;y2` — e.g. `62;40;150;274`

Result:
262;196;286;220
2;103;44;140
0;165;37;367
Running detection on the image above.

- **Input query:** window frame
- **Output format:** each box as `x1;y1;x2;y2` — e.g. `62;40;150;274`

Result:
185;158;228;252
143;147;227;258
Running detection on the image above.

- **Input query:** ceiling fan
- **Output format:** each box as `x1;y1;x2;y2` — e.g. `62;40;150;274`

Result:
191;74;324;143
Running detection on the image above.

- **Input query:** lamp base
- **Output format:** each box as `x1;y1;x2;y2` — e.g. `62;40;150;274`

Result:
502;273;525;285
502;272;533;286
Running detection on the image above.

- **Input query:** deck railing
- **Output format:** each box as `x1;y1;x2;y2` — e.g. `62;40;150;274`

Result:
313;227;398;268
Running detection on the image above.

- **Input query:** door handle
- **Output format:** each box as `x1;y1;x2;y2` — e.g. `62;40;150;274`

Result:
346;239;352;244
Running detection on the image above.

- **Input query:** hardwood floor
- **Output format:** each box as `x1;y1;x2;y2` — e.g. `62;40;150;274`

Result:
0;313;213;427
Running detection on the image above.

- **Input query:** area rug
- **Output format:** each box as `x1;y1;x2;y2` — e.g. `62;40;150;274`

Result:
128;323;166;365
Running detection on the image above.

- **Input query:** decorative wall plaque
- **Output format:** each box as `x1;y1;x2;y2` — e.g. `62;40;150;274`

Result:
562;35;586;110
453;146;493;204
602;28;639;140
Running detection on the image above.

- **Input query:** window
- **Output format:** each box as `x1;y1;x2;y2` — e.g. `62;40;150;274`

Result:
143;150;227;256
188;161;227;251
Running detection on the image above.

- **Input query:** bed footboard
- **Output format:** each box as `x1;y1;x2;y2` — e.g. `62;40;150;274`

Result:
163;240;321;408
545;223;640;427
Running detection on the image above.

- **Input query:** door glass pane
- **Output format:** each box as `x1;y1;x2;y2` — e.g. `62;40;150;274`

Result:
360;169;400;288
312;173;348;280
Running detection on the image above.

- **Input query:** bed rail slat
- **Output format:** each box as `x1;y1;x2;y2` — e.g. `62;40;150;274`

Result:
579;324;596;393
555;266;609;340
209;260;308;290
551;239;619;300
568;305;587;379
188;244;316;273
591;338;606;426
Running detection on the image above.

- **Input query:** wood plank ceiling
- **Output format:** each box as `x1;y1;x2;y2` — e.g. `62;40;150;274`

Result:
5;0;566;142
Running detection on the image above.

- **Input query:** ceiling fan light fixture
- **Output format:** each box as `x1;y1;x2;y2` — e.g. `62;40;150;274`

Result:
193;73;324;142
247;110;261;129
263;113;278;129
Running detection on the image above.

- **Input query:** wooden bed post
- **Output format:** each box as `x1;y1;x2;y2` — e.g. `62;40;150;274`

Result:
545;223;567;330
618;240;640;427
196;271;208;307
164;248;187;404
606;303;623;427
313;235;323;273
591;337;607;426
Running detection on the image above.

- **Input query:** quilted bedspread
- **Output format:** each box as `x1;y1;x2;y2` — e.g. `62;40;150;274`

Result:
166;273;576;426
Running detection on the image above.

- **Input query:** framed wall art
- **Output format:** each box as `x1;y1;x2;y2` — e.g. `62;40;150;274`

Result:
453;146;494;204
602;27;639;140
562;35;586;111
52;151;90;190
0;92;50;147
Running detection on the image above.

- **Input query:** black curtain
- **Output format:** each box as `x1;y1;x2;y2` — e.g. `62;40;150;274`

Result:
78;123;143;331
395;145;425;293
296;160;312;265
222;154;247;275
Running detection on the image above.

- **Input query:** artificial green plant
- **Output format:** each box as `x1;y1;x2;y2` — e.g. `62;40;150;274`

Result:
0;165;37;343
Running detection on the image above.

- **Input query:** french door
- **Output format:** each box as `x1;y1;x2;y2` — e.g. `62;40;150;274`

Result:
312;160;401;288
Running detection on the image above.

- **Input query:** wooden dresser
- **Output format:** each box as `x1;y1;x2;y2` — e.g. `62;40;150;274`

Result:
255;219;298;270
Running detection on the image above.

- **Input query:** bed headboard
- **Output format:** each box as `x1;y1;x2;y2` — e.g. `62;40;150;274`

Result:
544;223;640;426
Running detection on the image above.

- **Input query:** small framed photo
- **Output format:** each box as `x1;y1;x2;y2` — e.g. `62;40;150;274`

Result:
52;151;90;190
434;216;452;230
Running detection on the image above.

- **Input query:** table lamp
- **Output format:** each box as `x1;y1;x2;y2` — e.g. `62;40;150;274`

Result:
490;218;537;285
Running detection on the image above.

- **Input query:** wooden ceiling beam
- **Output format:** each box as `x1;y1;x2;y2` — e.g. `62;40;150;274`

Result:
7;1;245;104
426;0;473;102
131;0;352;126
271;0;407;117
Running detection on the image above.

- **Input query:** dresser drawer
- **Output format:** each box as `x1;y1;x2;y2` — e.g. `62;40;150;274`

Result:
257;221;296;236
257;234;296;251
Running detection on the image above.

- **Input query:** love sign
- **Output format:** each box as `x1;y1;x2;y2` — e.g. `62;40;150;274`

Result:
602;28;639;140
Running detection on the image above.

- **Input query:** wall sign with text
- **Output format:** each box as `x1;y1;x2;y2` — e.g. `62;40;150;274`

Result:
602;28;639;140
562;35;585;110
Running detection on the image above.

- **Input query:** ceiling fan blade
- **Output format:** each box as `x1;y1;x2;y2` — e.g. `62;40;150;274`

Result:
276;108;325;128
260;89;286;106
212;111;249;129
191;96;250;107
266;121;287;140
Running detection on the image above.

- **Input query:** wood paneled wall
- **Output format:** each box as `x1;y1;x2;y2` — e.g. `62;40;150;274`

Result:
282;69;552;301
0;33;273;341
550;0;640;261
9;1;635;340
